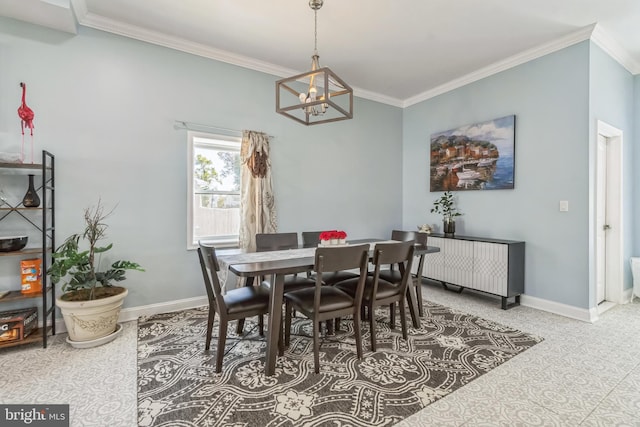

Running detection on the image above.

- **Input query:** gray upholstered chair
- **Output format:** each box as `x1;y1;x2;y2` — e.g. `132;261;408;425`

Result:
283;244;370;373
337;241;415;351
197;242;270;373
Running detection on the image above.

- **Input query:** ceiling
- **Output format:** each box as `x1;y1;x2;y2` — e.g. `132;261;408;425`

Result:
3;0;640;107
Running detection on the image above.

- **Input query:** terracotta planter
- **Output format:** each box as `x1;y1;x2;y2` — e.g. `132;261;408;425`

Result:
57;286;128;343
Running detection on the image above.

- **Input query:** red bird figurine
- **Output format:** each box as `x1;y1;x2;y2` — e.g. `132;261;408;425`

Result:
17;82;35;163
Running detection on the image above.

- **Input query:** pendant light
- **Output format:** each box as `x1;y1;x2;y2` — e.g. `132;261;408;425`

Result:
275;0;353;125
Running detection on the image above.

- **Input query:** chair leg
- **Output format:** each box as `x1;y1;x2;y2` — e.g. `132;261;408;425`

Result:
279;314;285;357
415;277;424;317
258;314;264;336
398;299;408;340
205;309;215;351
313;320;320;374
390;303;396;329
216;318;228;373
284;302;292;347
335;317;341;331
326;319;334;335
369;304;377;352
236;318;245;335
353;310;362;359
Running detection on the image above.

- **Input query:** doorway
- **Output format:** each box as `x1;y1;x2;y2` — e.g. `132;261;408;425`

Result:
595;120;623;307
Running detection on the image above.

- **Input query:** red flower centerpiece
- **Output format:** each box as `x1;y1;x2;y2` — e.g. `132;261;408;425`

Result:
319;230;347;246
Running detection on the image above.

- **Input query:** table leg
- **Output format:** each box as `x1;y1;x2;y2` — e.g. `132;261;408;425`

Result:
415;254;426;317
265;273;284;376
406;280;421;328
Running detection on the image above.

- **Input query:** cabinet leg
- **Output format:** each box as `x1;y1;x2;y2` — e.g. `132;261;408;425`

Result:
442;282;464;294
501;295;521;310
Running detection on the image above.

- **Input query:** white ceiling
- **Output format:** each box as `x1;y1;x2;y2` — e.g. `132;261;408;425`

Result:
3;0;640;107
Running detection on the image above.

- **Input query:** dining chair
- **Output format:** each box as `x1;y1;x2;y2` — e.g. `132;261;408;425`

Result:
255;232;316;290
301;231;359;285
256;232;299;252
376;230;427;316
283;244;370;373
301;231;322;248
197;241;271;373
336;240;415;351
252;232;316;335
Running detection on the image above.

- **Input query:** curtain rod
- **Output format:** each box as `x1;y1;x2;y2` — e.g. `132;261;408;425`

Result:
173;120;274;138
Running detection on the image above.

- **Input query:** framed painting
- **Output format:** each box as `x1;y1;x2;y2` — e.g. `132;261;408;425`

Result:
430;115;515;191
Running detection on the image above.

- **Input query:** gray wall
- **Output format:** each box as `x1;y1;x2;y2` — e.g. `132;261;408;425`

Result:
636;74;640;258
402;42;593;308
1;17;637;314
402;40;638;310
588;42;636;305
0;18;403;309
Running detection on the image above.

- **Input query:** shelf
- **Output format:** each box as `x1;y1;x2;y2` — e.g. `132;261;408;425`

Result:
0;247;51;257
0;150;55;349
0;162;47;170
0;287;52;302
0;326;52;350
0;207;46;211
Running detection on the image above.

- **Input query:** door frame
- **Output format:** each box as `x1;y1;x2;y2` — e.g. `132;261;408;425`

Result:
595;120;624;305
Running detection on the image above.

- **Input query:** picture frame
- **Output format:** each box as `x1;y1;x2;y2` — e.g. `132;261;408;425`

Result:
429;115;515;191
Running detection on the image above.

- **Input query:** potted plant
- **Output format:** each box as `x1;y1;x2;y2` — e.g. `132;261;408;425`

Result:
48;200;143;347
430;191;462;237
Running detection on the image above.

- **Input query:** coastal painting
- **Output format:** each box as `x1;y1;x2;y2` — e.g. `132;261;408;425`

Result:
430;115;515;191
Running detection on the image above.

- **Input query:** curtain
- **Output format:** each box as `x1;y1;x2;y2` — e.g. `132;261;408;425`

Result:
239;130;277;251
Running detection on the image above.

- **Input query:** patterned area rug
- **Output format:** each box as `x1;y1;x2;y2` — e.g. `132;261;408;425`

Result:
137;301;542;426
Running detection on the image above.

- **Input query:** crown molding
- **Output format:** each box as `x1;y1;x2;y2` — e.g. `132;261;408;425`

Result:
71;0;404;107
403;24;597;107
353;88;403;107
75;10;299;78
69;2;637;108
591;24;640;75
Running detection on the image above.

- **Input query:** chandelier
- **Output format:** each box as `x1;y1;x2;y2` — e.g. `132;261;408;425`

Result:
275;0;353;126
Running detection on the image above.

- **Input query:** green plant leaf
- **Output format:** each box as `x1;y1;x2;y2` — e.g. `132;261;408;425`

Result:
46;201;143;299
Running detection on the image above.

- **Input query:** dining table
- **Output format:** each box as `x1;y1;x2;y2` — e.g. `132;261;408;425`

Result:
217;238;440;376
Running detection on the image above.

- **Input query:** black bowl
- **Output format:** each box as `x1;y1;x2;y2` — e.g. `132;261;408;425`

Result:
0;236;28;252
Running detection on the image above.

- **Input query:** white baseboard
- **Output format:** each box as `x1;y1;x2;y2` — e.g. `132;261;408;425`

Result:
520;294;596;323
622;287;634;303
53;295;209;334
119;296;209;322
50;291;615;335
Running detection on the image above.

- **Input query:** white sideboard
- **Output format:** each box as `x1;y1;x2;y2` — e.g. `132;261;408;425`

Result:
422;234;525;309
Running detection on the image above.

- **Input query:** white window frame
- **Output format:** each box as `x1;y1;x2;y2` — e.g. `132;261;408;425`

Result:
187;131;241;250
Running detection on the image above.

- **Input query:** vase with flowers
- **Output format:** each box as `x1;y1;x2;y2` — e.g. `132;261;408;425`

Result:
430;191;462;238
319;230;347;246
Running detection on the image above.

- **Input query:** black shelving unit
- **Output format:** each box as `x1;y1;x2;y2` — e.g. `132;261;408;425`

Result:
0;150;55;348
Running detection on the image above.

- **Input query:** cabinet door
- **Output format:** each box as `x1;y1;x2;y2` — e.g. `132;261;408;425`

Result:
472;241;508;295
423;237;445;281
442;239;474;287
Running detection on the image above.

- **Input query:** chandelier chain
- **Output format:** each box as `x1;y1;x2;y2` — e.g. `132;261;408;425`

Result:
314;9;318;55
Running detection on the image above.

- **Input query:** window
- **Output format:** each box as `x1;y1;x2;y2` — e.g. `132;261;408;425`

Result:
187;131;241;249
